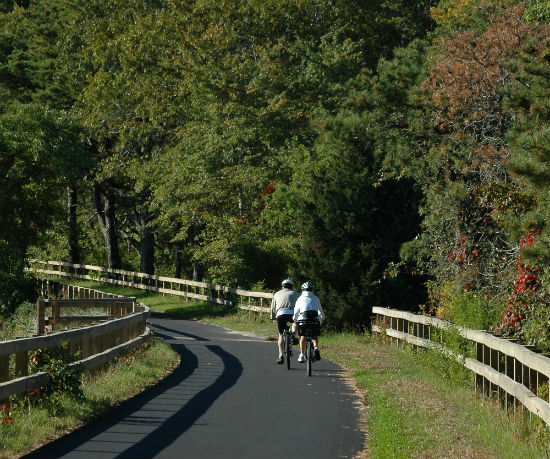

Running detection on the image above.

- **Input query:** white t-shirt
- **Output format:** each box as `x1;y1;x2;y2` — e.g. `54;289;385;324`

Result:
293;291;323;324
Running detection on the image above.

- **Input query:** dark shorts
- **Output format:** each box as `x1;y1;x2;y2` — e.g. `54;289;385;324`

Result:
277;314;294;334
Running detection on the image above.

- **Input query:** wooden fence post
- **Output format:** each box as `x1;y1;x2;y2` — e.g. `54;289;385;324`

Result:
81;337;90;359
51;300;60;331
505;353;515;410
475;342;483;395
15;351;28;377
0;354;9;383
37;298;45;336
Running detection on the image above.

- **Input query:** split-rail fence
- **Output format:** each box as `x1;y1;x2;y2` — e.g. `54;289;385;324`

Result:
372;306;550;427
30;260;273;313
0;280;150;401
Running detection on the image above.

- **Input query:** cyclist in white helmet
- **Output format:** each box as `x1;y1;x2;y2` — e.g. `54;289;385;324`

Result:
270;278;299;364
293;281;324;362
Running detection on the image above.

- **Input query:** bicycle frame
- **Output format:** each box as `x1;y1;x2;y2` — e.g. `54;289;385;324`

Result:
297;319;320;376
282;326;292;370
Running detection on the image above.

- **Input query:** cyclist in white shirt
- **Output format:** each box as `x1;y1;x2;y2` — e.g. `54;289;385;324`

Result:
293;281;323;362
270;278;299;364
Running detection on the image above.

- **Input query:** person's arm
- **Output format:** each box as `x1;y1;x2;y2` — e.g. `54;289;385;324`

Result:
316;298;324;324
270;297;277;320
293;301;301;322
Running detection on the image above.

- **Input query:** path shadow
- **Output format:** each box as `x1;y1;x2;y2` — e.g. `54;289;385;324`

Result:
23;343;243;459
148;322;210;342
150;303;230;320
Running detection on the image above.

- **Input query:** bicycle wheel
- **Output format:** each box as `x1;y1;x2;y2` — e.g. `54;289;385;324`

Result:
285;330;291;370
306;339;312;376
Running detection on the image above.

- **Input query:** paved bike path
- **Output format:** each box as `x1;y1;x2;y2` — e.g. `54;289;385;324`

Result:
23;315;364;459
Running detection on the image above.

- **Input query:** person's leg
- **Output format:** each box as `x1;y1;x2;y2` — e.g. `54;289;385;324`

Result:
297;335;307;362
313;336;321;360
290;322;298;344
278;333;284;356
300;335;306;354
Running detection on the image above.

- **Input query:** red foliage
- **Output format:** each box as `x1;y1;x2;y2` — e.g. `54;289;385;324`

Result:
496;231;541;338
1;403;12;424
424;7;535;124
261;181;276;196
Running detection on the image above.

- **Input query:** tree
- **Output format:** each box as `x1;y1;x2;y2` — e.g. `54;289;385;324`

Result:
0;0;93;267
0;104;88;315
267;62;426;328
402;6;541;305
57;0;175;271
504;19;550;266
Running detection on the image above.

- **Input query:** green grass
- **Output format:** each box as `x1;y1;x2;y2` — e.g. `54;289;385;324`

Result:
0;302;37;341
322;334;546;459
0;341;178;458
35;278;549;459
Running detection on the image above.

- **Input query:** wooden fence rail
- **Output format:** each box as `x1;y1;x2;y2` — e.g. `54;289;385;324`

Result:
29;260;273;313
372;306;550;427
0;279;150;401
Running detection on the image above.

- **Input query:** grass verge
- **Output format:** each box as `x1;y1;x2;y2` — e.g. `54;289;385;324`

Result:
1;340;179;458
35;278;548;459
322;333;546;459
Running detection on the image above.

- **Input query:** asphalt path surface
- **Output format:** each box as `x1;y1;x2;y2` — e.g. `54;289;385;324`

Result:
23;314;364;459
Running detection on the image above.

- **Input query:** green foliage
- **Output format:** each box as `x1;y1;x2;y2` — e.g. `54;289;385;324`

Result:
395;3;550;346
0;301;34;340
524;0;550;21
0;104;89;315
26;341;84;415
449;288;504;331
0;0;81;107
503;26;550;267
2;0;548;345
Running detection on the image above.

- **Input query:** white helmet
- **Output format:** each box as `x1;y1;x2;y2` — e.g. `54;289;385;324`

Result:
301;281;313;291
281;278;294;288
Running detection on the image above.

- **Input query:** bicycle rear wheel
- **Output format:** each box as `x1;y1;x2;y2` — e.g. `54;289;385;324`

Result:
306;339;312;376
285;330;291;370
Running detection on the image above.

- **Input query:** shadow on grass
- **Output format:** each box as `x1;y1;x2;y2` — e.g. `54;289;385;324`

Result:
159;304;235;321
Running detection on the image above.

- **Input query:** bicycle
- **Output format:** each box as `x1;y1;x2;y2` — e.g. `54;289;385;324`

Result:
297;311;321;377
281;324;293;370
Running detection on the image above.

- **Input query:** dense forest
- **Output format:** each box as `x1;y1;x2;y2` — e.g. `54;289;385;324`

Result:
0;0;548;344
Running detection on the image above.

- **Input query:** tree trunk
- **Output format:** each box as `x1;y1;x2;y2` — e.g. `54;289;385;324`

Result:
140;224;155;274
67;186;79;264
174;241;183;278
191;222;202;281
129;207;155;275
94;183;121;269
193;260;201;282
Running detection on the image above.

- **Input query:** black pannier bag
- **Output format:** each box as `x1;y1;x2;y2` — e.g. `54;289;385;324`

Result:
297;310;321;336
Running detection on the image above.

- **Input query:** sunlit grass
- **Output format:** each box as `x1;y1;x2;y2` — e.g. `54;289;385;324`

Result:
321;333;545;459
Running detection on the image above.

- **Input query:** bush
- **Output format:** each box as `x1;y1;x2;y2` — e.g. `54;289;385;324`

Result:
0;247;38;318
26;341;84;416
451;290;504;330
431;281;504;331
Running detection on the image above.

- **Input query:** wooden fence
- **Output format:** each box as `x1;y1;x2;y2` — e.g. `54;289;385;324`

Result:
0;280;150;400
30;260;273;313
372;306;550;427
